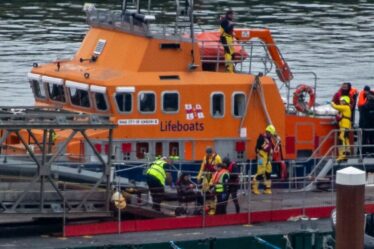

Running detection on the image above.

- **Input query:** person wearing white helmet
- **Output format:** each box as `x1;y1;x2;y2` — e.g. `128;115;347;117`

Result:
252;124;277;195
330;96;352;162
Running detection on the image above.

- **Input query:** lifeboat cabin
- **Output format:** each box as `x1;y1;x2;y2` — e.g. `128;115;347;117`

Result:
26;2;335;167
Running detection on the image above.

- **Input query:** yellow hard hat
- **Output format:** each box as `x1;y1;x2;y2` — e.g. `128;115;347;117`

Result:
265;124;276;135
340;96;350;104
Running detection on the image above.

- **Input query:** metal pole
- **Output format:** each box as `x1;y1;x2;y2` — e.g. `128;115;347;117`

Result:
248;162;252;224
202;189;206;228
336;166;365;249
302;166;306;216
63;181;66;238
40;129;47;212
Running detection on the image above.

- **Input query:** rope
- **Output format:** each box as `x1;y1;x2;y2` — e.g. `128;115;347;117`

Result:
170;241;183;249
254;236;281;249
257;77;273;125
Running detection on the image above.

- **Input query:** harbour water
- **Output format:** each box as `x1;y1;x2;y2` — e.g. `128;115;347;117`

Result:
0;0;373;106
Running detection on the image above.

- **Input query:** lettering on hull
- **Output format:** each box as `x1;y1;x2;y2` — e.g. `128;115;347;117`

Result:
160;121;204;132
118;119;159;125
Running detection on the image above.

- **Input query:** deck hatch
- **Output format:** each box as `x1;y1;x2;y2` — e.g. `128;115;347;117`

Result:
159;75;180;80
160;43;180;49
94;39;106;55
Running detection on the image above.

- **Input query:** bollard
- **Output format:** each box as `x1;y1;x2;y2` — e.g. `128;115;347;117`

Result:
336;166;366;249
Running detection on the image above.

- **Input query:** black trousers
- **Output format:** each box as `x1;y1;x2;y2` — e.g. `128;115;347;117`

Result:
215;192;228;215
146;174;164;211
228;184;240;213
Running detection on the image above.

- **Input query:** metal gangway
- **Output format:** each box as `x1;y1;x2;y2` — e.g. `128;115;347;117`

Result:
0;106;116;219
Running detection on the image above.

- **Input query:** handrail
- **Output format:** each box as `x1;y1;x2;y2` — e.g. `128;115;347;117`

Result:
293;128;374;179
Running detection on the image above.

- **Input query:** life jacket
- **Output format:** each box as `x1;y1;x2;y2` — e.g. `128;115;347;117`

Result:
256;134;273;154
146;159;167;186
211;168;229;193
333;87;358;108
204;153;218;172
219;17;234;37
358;91;367;108
228;162;239;183
358;90;374;108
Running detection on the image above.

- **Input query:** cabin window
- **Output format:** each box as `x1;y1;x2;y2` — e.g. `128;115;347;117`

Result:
69;88;90;108
162;92;179;113
94;92;108;111
155;142;163;158
233;93;246;117
30;79;46;99
115;93;132;113
48;83;66;102
136;142;149;159
169;142;179;157
211;92;224;117
139;92;155;113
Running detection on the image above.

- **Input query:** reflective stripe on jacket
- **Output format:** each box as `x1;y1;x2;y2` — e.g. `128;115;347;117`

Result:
211;169;229;193
146;159;167;186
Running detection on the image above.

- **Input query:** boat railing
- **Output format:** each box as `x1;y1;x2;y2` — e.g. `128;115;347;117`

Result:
85;9;190;40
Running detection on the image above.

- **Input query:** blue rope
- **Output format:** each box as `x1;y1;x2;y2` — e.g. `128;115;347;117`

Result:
169;241;182;249
254;236;281;249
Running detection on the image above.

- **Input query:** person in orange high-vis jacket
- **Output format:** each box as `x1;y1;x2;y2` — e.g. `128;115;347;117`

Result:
210;163;229;215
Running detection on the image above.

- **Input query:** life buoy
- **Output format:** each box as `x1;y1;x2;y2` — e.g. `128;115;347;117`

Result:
293;84;316;113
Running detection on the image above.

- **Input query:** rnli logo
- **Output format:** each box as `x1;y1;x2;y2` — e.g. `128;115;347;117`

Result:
185;104;204;120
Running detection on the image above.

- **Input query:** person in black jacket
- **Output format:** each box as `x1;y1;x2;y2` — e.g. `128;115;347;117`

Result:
176;173;203;207
361;93;374;156
223;157;240;213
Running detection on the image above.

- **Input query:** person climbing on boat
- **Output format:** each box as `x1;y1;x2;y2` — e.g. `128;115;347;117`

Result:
332;82;358;123
223;157;240;213
146;156;173;211
210;163;229;215
330;96;352;162
219;10;235;73
253;125;277;195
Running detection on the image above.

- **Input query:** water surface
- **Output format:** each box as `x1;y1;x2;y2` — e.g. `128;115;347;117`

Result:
0;0;373;105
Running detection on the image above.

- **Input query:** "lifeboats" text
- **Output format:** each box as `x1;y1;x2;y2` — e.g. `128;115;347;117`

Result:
160;121;204;132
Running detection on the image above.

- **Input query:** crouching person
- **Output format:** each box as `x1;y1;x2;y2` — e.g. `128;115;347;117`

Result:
146;156;172;212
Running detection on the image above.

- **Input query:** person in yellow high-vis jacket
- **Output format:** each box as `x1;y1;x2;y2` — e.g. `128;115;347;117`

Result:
331;96;352;162
219;10;235;73
253;125;277;195
146;157;172;211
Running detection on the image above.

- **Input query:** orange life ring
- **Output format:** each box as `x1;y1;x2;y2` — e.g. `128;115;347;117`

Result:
293;84;316;113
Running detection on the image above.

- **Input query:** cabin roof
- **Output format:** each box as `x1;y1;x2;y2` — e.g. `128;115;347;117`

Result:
33;63;276;88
